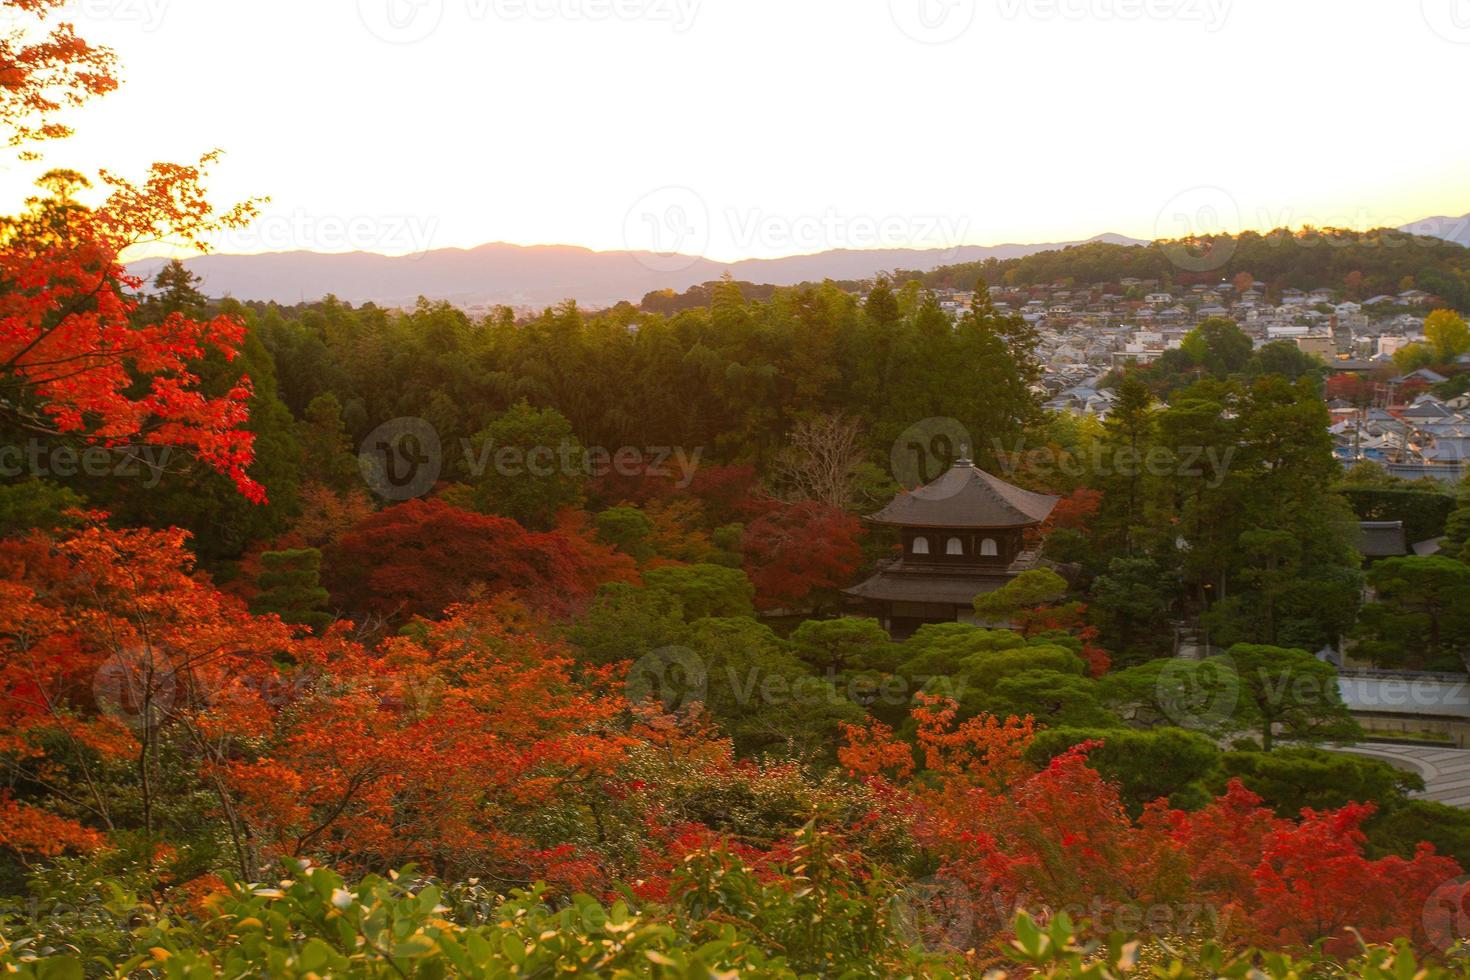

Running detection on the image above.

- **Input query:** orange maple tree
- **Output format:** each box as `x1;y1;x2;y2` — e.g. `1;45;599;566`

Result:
0;0;264;500
219;601;637;886
0;0;118;153
0;518;293;868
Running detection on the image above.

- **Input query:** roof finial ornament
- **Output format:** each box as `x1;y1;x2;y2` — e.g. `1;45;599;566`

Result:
955;441;972;467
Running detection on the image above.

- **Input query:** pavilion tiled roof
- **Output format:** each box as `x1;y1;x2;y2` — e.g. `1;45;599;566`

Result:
867;461;1059;529
843;570;1012;605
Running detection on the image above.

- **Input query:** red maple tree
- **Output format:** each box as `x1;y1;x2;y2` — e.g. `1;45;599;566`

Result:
741;500;864;611
324;498;623;621
841;700;1462;952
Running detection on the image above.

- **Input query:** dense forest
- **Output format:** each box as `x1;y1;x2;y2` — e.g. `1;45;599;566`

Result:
899;229;1470;309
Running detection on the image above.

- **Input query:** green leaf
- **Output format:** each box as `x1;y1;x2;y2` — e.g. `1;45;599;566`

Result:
1013;912;1045;959
34;957;84;980
298;938;335;972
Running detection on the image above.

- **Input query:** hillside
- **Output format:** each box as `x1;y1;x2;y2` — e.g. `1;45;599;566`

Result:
906;227;1470;310
125;234;1146;308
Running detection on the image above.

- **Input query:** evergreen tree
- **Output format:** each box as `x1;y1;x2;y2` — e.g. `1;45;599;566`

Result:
250;547;332;632
298;393;359;492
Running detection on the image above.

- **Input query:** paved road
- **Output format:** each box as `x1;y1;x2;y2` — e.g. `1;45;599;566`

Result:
1331;743;1470;807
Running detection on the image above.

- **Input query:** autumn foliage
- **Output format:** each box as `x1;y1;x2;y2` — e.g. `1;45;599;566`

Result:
323;498;632;621
0;521;689;891
0;4;1465;970
0;518;294;863
0;519;1463;963
840;697;1461;955
0;3;262;503
741;500;865;611
0;0;118;151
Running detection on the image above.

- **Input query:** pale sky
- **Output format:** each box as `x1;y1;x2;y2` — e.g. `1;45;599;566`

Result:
6;0;1469;261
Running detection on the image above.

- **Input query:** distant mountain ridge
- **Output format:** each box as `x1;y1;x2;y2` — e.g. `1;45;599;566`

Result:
1399;212;1470;248
125;216;1470;308
125;233;1147;309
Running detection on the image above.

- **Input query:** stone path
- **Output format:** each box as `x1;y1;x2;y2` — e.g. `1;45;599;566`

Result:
1330;743;1470;807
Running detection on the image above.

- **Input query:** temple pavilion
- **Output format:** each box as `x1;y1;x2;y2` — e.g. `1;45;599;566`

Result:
843;455;1059;635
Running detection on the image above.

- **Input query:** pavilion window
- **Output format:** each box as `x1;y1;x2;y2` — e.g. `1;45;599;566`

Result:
980;537;998;557
912;536;930;555
946;537;964;556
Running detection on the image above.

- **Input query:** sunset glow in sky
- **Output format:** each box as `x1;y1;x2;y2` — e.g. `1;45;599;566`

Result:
7;0;1469;260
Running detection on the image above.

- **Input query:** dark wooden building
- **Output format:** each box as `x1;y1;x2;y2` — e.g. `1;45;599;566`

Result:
844;457;1059;635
